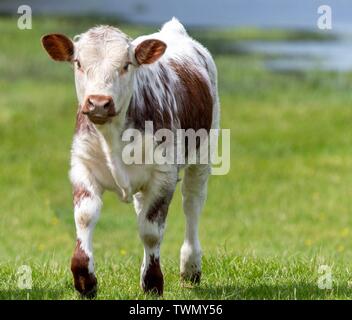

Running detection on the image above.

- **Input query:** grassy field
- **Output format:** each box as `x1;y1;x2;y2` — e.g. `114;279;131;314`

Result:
1;15;352;299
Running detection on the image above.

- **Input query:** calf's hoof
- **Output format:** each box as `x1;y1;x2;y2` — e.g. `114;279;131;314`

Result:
72;267;97;298
141;256;164;296
181;270;201;284
180;244;202;285
71;240;97;298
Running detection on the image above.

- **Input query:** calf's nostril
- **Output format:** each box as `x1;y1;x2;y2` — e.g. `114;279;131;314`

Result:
87;98;94;107
103;101;111;110
84;96;115;117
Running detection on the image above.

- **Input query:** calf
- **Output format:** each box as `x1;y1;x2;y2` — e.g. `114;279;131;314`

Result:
41;18;220;297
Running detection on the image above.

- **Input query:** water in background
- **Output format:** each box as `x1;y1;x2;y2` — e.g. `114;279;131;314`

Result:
2;0;352;71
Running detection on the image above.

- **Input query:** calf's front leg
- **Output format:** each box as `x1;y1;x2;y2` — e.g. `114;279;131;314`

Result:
71;182;102;298
134;183;175;295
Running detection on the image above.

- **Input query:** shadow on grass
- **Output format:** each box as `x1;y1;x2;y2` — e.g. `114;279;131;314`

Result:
2;284;350;300
0;289;67;300
191;283;352;300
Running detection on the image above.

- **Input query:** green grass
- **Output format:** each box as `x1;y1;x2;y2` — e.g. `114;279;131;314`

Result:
1;15;352;299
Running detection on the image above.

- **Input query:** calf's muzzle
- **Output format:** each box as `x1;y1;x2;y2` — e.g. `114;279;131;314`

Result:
82;95;117;125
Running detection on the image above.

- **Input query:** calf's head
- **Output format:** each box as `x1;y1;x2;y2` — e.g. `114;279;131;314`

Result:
41;26;166;125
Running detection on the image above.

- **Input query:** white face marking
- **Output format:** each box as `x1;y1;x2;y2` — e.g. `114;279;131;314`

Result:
73;26;135;116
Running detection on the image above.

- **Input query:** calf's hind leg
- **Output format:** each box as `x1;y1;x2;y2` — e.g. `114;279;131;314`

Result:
180;164;210;283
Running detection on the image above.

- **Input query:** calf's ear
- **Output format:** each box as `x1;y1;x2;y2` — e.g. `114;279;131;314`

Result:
41;34;74;62
134;39;167;65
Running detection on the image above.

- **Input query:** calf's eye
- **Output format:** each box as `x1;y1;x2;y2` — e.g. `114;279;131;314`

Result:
123;62;131;72
74;59;82;70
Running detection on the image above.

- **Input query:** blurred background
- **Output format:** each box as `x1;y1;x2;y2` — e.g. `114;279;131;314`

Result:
2;0;352;70
1;0;352;299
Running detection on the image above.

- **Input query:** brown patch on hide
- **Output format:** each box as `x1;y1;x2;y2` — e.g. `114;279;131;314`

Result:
169;59;213;132
143;234;160;248
77;213;92;229
126;57;213;142
71;240;97;298
142;255;164;295
127;68;173;132
146;191;173;225
41;34;74;62
73;185;91;207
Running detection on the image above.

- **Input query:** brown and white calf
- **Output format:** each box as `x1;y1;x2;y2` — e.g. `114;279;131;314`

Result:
41;18;220;297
